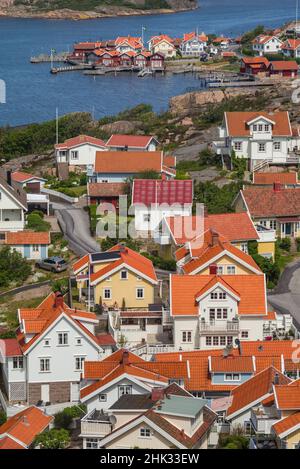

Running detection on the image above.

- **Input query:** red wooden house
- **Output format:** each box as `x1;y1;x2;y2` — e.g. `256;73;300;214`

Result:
149;53;165;70
97;50;120;67
268;60;298;78
240;56;270;75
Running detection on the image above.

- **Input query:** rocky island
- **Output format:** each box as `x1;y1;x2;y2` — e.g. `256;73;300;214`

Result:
0;0;198;20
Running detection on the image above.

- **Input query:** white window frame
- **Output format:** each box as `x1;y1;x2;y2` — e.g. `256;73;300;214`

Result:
139;428;151;438
224;373;241;382
273;141;281;151
118;385;132;398
258;143;266;153
136;287;144;299
75;356;85;372
39;358;50;373
99;394;107;402
103;288;112;300
12;357;23;369
58;332;68;346
120;270;128;280
234;141;242;151
182;331;192;343
71;150;79;160
227;265;236;275
143;213;151;223
241;330;249;339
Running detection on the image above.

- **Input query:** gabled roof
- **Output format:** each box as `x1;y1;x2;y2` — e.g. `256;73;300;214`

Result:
12;171;46;183
132;179;193;206
0;436;24;449
98;400;216;449
226;366;290;419
182;31;208;43
106;134;157;149
224;111;292;137
88;244;157;285
55;134;107;150
170;274;267;317
94;150;172;175
0;174;28;211
87;182;128;198
241;187;300;217
252;35;281;45
253;172;298;185
165;212;258;246
241;56;270;65
269;60;298;71
273;411;300;438
5;231;50;245
80;349;189;400
150;35;175;47
0;338;23;357
0;406;53;449
274;382;300;410
17;292;100;353
281;38;300;50
178;229;261;275
210;356;255;373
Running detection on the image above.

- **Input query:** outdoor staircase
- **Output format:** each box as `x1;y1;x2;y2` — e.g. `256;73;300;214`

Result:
253;159;271;172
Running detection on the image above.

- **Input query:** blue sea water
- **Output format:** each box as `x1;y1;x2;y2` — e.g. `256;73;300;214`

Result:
0;0;297;126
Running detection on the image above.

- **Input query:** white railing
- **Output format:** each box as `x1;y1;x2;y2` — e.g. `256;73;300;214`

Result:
81;420;112;437
199;320;239;333
253;159;272;172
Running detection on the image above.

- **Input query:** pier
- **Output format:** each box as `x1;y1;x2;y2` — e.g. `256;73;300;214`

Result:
30;53;69;63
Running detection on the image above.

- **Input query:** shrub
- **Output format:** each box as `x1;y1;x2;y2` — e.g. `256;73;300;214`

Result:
54;405;86;429
141;252;176;271
296;238;300;252
0;246;32;287
27;212;51;232
34;428;70;449
0;411;7;426
278;237;291;252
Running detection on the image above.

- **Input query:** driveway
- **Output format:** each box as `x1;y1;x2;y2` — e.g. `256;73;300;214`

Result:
268;258;300;330
55;206;100;257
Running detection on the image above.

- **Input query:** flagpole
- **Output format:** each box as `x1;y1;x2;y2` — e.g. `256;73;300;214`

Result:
56;107;59;145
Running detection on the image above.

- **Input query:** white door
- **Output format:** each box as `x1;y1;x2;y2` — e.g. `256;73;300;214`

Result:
71;382;80;402
41;384;50;402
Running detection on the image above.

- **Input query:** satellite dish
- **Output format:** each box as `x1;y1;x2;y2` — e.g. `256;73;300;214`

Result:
109;414;117;426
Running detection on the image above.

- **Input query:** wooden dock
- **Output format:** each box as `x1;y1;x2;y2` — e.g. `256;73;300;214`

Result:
30;53;69;63
207;81;274;88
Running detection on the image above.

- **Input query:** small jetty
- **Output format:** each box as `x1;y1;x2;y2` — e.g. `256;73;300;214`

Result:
51;64;92;74
30;53;69;63
137;68;154;77
207;81;274;88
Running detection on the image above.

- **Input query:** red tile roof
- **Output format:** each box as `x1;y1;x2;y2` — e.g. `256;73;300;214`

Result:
5;231;50;245
273;411;300;437
55;134;107;150
241;56;270;66
12;171;45;183
73;254;89;274
170;274;267;317
132;179;193;206
241;187;300;217
225;111;292;137
165;212;258;246
94;151;169;175
179;229;261;274
274;382;300;410
87;182;128;198
210;356;254;373
17;292;99;353
89;244;157;285
226;367;290;418
81;349;189;399
0;436;24;449
269;60;298;71
0;406;53;448
183;32;208;43
106;134;156;149
96;333;116;346
253;172;298;185
0;338;23;357
281;38;300;51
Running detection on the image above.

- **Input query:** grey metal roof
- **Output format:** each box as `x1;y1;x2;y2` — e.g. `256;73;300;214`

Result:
155;395;208;418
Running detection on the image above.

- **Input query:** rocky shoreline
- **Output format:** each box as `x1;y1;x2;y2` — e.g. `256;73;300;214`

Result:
0;3;198;21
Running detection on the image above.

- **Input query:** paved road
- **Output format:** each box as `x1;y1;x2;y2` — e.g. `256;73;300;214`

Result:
55;206;100;257
268;258;300;330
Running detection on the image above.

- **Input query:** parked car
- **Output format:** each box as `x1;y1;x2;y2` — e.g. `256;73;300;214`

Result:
36;256;68;273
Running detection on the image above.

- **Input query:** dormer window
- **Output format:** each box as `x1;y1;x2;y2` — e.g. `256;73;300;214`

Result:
210;292;218;299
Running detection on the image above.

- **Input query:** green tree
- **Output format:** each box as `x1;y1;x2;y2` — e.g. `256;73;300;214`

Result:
0;411;7;426
0;246;32;287
34;428;70;449
27;212;51;232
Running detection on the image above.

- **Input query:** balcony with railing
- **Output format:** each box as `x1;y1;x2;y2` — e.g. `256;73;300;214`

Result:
80;409;113;438
199;319;239;334
250;406;280;435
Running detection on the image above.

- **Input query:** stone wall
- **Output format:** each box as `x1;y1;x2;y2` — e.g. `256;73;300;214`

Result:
28;381;71;405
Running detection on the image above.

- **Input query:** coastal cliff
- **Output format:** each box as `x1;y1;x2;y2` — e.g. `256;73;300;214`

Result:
0;0;198;20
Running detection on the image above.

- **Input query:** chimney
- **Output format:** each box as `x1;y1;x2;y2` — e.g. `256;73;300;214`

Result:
121;350;129;366
124;145;128;152
273;182;282;192
54;291;64;309
119;242;127;253
151;387;165;402
6;170;12;187
209;264;218;275
273;372;280;385
211;230;219;246
204;206;208;217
